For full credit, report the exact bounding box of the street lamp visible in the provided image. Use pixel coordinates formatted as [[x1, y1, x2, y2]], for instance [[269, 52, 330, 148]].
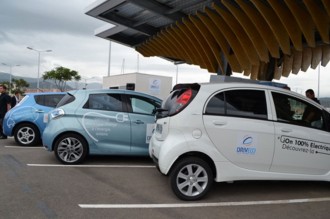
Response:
[[27, 47, 52, 91], [2, 63, 20, 91]]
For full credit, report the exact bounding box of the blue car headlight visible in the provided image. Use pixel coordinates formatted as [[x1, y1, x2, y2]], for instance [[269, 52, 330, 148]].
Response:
[[50, 108, 65, 120]]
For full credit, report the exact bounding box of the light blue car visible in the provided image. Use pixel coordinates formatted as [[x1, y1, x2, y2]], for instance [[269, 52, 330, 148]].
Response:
[[42, 89, 161, 164], [3, 92, 65, 146]]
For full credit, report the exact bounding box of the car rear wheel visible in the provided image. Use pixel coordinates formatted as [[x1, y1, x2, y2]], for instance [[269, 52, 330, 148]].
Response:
[[54, 133, 88, 164], [14, 123, 41, 146], [169, 157, 213, 201]]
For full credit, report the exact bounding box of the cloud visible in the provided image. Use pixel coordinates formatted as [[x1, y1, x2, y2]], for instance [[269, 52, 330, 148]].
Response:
[[0, 0, 329, 97], [0, 0, 102, 35]]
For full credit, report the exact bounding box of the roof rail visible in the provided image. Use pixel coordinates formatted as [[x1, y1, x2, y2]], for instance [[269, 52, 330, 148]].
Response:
[[210, 75, 290, 90]]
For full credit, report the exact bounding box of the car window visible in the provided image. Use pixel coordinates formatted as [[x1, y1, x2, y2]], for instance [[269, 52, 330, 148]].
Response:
[[205, 89, 267, 120], [34, 94, 65, 107], [57, 93, 75, 107], [83, 93, 123, 112], [127, 95, 160, 115], [271, 92, 324, 130]]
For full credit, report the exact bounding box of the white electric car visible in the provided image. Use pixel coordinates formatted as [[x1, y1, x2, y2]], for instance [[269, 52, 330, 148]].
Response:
[[149, 82, 330, 200]]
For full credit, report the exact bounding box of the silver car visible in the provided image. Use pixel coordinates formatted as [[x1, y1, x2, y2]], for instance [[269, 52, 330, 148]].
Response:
[[43, 89, 161, 164]]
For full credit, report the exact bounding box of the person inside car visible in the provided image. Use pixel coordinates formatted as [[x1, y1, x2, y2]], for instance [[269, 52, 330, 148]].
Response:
[[302, 89, 322, 127], [305, 89, 320, 104]]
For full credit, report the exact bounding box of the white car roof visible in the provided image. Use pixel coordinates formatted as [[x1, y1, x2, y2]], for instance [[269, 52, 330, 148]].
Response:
[[198, 82, 325, 110]]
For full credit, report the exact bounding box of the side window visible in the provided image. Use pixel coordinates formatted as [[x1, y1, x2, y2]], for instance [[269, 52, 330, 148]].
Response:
[[34, 95, 42, 105], [205, 92, 225, 115], [271, 92, 324, 130], [34, 94, 64, 107], [56, 93, 75, 107], [45, 94, 64, 107], [83, 93, 123, 112], [128, 95, 160, 115], [205, 90, 267, 119]]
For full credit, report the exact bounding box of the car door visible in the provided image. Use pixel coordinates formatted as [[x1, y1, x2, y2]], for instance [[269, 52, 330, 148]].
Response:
[[270, 91, 330, 175], [203, 89, 275, 171], [78, 93, 131, 154], [125, 95, 160, 155]]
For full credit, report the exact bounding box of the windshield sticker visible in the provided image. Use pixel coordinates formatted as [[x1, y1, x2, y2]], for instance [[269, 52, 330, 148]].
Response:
[[279, 135, 330, 156], [236, 134, 258, 155], [82, 112, 128, 142]]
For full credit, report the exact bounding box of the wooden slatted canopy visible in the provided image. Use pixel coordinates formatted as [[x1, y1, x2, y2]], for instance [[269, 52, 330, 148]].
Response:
[[86, 0, 330, 81]]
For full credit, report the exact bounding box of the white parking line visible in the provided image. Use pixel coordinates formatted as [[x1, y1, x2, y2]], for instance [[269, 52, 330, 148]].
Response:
[[78, 197, 330, 209], [27, 164, 155, 168], [4, 146, 43, 149]]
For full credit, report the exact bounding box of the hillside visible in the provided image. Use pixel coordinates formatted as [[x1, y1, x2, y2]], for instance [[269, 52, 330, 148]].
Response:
[[320, 98, 330, 108], [0, 72, 102, 90]]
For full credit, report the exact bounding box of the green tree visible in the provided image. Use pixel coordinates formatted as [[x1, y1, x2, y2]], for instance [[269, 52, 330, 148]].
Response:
[[42, 66, 81, 91], [12, 78, 29, 95]]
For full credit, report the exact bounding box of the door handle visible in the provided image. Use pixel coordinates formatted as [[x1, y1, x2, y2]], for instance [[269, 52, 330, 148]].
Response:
[[281, 128, 292, 133], [134, 120, 144, 124], [213, 121, 227, 126], [35, 110, 44, 113]]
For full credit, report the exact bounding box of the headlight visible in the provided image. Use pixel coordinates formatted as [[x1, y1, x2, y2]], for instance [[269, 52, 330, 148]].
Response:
[[50, 108, 65, 120]]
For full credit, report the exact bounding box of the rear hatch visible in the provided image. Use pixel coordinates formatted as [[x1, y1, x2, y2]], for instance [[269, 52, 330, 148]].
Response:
[[154, 83, 200, 140]]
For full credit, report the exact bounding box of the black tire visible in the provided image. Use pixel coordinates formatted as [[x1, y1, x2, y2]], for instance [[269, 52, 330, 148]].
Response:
[[54, 133, 88, 164], [14, 123, 41, 146], [169, 157, 213, 201]]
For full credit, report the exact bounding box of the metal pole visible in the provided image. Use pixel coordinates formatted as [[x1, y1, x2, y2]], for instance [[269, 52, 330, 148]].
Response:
[[2, 63, 19, 93], [37, 51, 41, 91], [121, 59, 125, 74], [176, 64, 178, 84], [317, 63, 320, 98], [27, 47, 52, 92], [108, 41, 111, 76], [137, 53, 139, 72], [9, 66, 12, 91]]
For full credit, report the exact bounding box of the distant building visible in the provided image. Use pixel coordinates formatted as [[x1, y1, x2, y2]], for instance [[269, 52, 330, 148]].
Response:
[[24, 88, 61, 93], [103, 72, 172, 100]]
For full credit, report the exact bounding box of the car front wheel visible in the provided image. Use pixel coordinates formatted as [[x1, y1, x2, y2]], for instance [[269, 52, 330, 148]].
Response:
[[169, 157, 213, 201], [14, 123, 41, 146], [54, 134, 88, 164]]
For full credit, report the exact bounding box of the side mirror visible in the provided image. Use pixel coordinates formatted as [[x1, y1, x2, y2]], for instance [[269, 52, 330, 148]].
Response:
[[154, 108, 168, 119]]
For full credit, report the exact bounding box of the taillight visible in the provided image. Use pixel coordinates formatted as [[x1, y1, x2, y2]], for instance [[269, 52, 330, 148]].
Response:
[[158, 84, 200, 118], [175, 89, 192, 112]]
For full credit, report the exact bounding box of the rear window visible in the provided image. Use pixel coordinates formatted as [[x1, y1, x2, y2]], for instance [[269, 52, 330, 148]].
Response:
[[35, 94, 65, 107], [157, 83, 200, 118], [56, 93, 75, 107]]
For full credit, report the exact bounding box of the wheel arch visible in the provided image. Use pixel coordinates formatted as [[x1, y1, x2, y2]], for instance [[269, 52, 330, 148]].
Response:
[[52, 131, 90, 155], [13, 121, 41, 136], [168, 151, 217, 179]]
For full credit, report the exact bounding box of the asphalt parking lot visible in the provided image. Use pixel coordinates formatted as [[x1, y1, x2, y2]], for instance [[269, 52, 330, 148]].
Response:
[[1, 137, 329, 219]]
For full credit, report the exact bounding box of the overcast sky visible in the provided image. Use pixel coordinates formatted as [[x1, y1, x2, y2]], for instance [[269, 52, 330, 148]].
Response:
[[0, 0, 329, 97]]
